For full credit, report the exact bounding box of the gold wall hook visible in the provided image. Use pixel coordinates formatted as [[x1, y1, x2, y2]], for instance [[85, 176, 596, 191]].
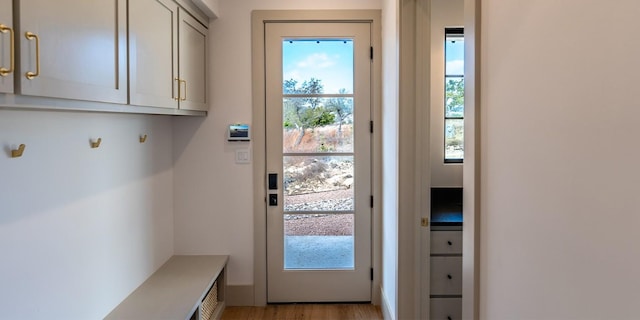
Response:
[[139, 134, 148, 143], [90, 138, 102, 148], [11, 144, 26, 158]]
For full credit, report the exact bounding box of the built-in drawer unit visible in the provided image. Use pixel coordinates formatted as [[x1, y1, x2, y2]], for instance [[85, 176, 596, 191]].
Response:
[[431, 231, 463, 255], [430, 187, 463, 317], [430, 298, 462, 320], [430, 256, 462, 296]]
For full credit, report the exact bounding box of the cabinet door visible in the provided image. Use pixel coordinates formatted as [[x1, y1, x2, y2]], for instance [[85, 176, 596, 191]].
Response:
[[178, 9, 208, 111], [129, 0, 178, 109], [16, 0, 127, 104], [0, 0, 13, 93]]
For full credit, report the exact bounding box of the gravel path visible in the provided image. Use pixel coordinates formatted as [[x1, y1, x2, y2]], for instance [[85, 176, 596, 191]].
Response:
[[284, 189, 355, 236]]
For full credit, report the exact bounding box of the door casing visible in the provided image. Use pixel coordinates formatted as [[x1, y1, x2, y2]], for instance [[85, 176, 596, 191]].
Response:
[[251, 10, 382, 306]]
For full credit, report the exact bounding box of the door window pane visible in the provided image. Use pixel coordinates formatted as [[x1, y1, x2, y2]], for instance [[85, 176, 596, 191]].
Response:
[[284, 213, 354, 269], [284, 156, 354, 212], [283, 97, 354, 153], [283, 40, 354, 94]]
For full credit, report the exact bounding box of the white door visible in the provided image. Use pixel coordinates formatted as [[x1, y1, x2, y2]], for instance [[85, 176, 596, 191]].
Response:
[[265, 22, 372, 303]]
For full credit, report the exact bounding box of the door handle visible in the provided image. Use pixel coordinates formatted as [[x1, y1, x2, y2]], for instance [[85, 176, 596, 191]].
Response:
[[269, 194, 278, 206]]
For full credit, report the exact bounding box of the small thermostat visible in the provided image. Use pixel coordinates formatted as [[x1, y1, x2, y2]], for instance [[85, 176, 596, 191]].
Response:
[[228, 124, 250, 141]]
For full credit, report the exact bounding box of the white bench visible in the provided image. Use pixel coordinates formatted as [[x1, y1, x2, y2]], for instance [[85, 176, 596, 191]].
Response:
[[105, 255, 228, 320]]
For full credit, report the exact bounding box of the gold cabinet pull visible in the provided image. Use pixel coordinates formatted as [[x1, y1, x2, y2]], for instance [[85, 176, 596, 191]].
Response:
[[25, 32, 40, 80], [180, 79, 187, 101], [173, 77, 180, 101], [0, 24, 14, 77]]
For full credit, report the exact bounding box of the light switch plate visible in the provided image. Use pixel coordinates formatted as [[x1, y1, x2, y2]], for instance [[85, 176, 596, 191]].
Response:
[[235, 149, 251, 164]]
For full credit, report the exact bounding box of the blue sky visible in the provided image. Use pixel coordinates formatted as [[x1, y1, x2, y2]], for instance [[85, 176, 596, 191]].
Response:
[[282, 39, 354, 94], [446, 38, 465, 75]]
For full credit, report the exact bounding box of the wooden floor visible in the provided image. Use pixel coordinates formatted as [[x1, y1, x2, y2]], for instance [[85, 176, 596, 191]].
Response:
[[220, 304, 383, 320]]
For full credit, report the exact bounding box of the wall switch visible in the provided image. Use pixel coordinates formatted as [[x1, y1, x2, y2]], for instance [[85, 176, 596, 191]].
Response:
[[235, 149, 251, 164]]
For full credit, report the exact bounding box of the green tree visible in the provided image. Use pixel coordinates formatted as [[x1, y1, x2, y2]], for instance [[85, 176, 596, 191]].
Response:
[[283, 78, 336, 146], [445, 78, 464, 118], [326, 88, 353, 137]]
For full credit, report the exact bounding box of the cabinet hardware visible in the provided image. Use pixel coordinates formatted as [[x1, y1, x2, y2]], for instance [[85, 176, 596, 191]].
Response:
[[90, 138, 102, 148], [173, 77, 180, 101], [25, 32, 40, 79], [174, 77, 180, 101], [447, 274, 452, 279], [139, 134, 148, 143], [11, 144, 25, 158], [447, 241, 452, 245], [0, 24, 14, 77], [180, 79, 187, 101]]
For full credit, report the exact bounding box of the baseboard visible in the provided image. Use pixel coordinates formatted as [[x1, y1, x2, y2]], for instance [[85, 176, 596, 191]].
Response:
[[226, 285, 255, 306], [380, 286, 394, 320]]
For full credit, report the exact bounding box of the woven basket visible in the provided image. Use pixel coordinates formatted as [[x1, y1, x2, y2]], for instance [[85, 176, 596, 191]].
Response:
[[200, 281, 218, 320]]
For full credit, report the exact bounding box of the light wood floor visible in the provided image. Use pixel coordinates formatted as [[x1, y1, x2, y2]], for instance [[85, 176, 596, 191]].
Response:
[[221, 304, 383, 320]]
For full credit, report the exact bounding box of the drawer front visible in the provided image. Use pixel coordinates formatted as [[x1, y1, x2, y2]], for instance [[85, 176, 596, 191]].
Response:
[[430, 257, 462, 295], [431, 231, 462, 254], [430, 298, 462, 320]]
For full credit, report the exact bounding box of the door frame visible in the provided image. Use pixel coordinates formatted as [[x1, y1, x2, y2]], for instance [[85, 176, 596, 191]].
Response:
[[251, 10, 382, 306]]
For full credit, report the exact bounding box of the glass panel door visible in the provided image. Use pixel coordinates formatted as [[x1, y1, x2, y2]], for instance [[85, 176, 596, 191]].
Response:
[[265, 22, 372, 303]]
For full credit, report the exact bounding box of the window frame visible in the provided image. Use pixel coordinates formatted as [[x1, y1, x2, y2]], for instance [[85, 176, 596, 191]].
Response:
[[444, 27, 464, 164]]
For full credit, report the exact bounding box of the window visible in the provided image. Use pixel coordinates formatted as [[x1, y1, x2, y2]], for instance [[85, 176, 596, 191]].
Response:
[[444, 28, 464, 163]]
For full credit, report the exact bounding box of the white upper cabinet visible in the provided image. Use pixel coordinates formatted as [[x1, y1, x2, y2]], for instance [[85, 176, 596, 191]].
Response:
[[178, 8, 208, 111], [129, 0, 178, 109], [129, 0, 208, 111], [0, 0, 14, 94], [15, 0, 127, 104]]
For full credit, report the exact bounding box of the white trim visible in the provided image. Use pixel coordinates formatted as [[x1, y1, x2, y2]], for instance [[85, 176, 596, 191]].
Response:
[[380, 286, 395, 320], [415, 0, 432, 318], [462, 0, 480, 318]]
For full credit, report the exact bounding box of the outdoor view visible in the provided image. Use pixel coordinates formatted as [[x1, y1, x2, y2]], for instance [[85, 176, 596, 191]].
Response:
[[445, 31, 464, 161], [281, 39, 357, 269]]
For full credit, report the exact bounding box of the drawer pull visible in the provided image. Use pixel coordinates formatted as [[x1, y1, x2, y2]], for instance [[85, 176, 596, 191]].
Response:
[[448, 317, 452, 320], [447, 274, 452, 279], [0, 24, 14, 77], [447, 241, 452, 245]]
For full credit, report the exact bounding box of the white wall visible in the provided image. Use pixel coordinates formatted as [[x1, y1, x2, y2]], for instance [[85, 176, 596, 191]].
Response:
[[481, 1, 640, 318], [0, 110, 174, 319], [173, 0, 382, 287], [430, 0, 463, 187], [381, 0, 399, 317]]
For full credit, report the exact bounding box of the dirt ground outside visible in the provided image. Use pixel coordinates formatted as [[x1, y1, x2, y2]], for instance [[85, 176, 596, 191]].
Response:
[[284, 190, 354, 236]]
